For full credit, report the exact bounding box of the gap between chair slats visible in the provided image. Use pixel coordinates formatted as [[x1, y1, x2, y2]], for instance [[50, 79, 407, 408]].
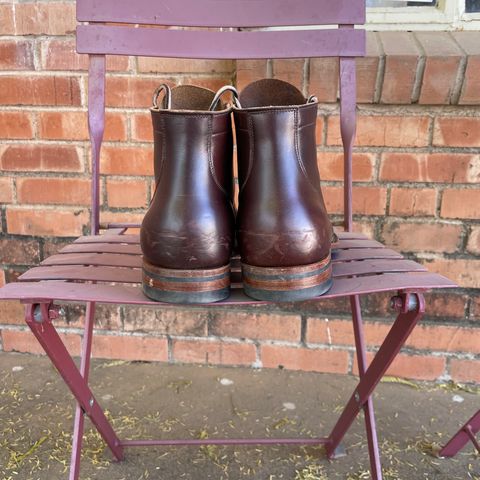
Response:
[[76, 25, 366, 59], [77, 0, 366, 27], [0, 272, 456, 307]]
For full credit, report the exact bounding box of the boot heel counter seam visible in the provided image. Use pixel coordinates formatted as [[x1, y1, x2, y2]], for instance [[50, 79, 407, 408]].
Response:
[[294, 109, 321, 195], [207, 115, 230, 198], [239, 114, 255, 193]]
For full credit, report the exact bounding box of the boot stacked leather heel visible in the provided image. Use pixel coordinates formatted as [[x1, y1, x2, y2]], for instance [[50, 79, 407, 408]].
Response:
[[234, 79, 334, 302], [140, 84, 236, 304]]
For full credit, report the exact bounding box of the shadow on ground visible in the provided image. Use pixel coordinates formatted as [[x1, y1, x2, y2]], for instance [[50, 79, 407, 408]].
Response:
[[0, 352, 479, 480]]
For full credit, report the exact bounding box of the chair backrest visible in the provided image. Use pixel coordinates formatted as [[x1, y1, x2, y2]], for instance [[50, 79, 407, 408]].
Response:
[[76, 0, 366, 233]]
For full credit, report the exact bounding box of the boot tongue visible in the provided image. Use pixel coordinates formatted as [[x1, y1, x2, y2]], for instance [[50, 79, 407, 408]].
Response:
[[170, 85, 218, 111], [239, 79, 306, 108]]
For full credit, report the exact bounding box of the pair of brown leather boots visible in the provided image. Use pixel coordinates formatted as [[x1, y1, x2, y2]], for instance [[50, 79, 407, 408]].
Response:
[[140, 79, 333, 304]]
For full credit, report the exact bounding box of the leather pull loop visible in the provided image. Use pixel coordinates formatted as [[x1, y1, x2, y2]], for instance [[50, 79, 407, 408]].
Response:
[[307, 95, 318, 104], [209, 85, 241, 111], [152, 84, 172, 110]]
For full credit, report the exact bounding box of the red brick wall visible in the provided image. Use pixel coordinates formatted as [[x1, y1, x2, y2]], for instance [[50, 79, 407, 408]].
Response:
[[0, 3, 479, 384]]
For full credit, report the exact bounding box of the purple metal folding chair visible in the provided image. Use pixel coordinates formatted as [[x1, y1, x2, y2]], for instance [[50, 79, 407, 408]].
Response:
[[0, 1, 458, 479], [440, 409, 480, 457]]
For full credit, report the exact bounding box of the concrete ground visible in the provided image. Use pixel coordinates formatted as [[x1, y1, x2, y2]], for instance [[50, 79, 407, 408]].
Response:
[[0, 352, 478, 480]]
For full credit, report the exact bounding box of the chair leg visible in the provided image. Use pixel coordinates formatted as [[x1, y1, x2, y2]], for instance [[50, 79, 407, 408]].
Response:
[[24, 303, 124, 465], [69, 301, 96, 480], [440, 410, 480, 457], [350, 295, 383, 480], [326, 292, 425, 460]]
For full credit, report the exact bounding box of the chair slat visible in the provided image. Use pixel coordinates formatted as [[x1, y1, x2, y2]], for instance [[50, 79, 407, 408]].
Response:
[[333, 249, 402, 261], [61, 243, 142, 255], [76, 25, 366, 59], [74, 235, 140, 244], [19, 265, 141, 283], [0, 272, 456, 306], [41, 253, 142, 268], [77, 0, 366, 27]]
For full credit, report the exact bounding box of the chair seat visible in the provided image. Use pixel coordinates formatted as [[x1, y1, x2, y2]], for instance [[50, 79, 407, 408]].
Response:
[[0, 230, 456, 306]]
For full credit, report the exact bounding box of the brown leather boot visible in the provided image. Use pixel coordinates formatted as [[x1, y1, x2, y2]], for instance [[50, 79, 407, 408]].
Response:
[[233, 79, 333, 301], [141, 84, 236, 303]]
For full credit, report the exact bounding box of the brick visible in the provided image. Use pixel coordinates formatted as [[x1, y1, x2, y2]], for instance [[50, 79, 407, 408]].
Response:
[[356, 32, 381, 104], [272, 59, 304, 91], [38, 111, 126, 141], [209, 311, 301, 342], [0, 145, 83, 172], [416, 32, 463, 105], [41, 38, 129, 71], [173, 340, 256, 366], [236, 60, 268, 91], [123, 307, 208, 335], [0, 300, 24, 325], [354, 352, 446, 381], [389, 188, 437, 217], [17, 177, 90, 206], [106, 179, 148, 208], [441, 189, 480, 219], [309, 58, 338, 103], [41, 112, 81, 141], [433, 117, 480, 148], [0, 40, 34, 70], [92, 334, 168, 361], [54, 304, 122, 331], [0, 76, 81, 107], [6, 207, 89, 237], [131, 113, 153, 142], [452, 32, 480, 105], [327, 115, 430, 147], [106, 77, 168, 108], [317, 152, 374, 182], [0, 238, 41, 264], [382, 222, 461, 253], [451, 359, 480, 384], [0, 112, 34, 139], [467, 227, 480, 255], [422, 258, 480, 289], [380, 152, 480, 184], [2, 329, 81, 356], [425, 292, 468, 319], [11, 2, 76, 36], [100, 146, 153, 176], [261, 345, 349, 374], [0, 178, 14, 204], [0, 5, 14, 35], [306, 318, 390, 347], [352, 220, 376, 238], [100, 211, 145, 226], [323, 186, 387, 215], [42, 239, 72, 258], [0, 270, 4, 288], [315, 117, 325, 145], [138, 57, 234, 74], [379, 32, 420, 104], [406, 325, 480, 354]]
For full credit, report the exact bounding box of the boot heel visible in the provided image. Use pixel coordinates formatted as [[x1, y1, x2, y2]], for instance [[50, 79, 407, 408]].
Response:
[[142, 259, 230, 304], [241, 254, 333, 302]]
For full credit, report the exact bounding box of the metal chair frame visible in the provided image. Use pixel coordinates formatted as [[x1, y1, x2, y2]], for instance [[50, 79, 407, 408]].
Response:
[[0, 1, 458, 479]]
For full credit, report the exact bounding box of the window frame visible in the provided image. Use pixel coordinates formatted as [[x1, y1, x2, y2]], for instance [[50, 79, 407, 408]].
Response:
[[366, 0, 480, 30]]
